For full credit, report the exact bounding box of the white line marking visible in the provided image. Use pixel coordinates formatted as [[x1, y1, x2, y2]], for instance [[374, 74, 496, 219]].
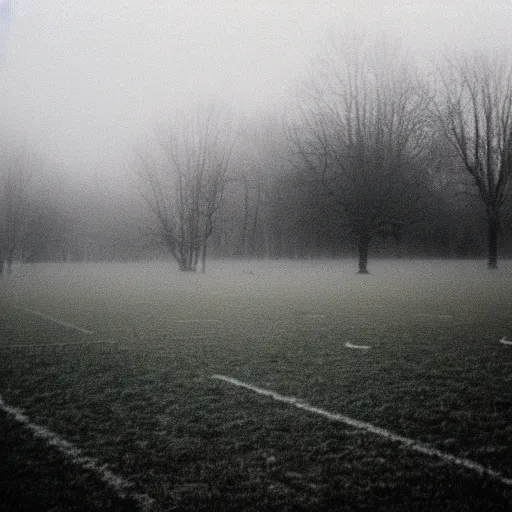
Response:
[[15, 307, 93, 335], [212, 374, 512, 487], [0, 340, 116, 349], [499, 337, 512, 346], [0, 396, 153, 511], [415, 314, 453, 320], [345, 342, 371, 350]]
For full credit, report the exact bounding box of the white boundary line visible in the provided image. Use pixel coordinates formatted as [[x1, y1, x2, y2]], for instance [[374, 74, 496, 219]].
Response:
[[345, 342, 371, 350], [212, 374, 512, 487], [499, 337, 512, 346], [0, 396, 153, 511], [0, 340, 116, 349], [15, 307, 93, 335]]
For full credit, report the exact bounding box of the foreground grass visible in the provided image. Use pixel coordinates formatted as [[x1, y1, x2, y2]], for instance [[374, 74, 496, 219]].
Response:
[[1, 259, 512, 510]]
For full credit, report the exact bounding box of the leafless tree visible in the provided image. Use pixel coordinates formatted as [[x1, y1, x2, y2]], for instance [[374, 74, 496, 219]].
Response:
[[214, 115, 300, 260], [137, 104, 236, 272], [435, 52, 512, 269], [289, 37, 432, 273], [0, 143, 32, 273]]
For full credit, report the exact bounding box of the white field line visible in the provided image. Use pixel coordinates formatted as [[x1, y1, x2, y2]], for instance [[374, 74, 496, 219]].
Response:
[[0, 340, 116, 349], [345, 342, 371, 350], [499, 337, 512, 346], [415, 314, 453, 320], [15, 307, 93, 335], [212, 375, 512, 487], [0, 396, 153, 511]]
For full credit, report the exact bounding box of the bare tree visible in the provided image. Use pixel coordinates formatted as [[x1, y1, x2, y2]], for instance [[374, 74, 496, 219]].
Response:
[[138, 104, 236, 272], [435, 52, 512, 269], [215, 116, 296, 260], [0, 143, 32, 273], [290, 37, 431, 273]]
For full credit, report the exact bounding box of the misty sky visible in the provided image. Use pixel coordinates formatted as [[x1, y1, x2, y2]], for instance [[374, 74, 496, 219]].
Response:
[[1, 0, 512, 187]]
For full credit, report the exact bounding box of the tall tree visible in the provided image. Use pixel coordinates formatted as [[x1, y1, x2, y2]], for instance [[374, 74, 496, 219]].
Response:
[[221, 117, 291, 259], [138, 104, 236, 272], [0, 143, 32, 273], [290, 37, 431, 273], [435, 52, 512, 269]]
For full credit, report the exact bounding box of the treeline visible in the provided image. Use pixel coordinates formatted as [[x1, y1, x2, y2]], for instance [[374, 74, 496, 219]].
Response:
[[2, 38, 512, 273]]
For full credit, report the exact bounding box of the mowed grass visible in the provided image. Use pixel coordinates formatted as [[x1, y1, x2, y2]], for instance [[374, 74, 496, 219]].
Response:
[[1, 259, 512, 511]]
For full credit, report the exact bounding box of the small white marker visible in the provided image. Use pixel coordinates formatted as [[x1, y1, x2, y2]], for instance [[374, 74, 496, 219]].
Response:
[[345, 342, 371, 350], [499, 337, 512, 346]]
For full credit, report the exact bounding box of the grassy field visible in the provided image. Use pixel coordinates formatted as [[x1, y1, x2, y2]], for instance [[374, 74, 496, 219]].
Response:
[[1, 259, 512, 511]]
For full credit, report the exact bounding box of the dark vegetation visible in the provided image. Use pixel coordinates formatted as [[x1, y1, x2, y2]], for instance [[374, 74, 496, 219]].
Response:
[[2, 41, 512, 273]]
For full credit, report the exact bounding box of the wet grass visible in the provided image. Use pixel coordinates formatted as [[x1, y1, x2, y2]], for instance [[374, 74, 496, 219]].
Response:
[[1, 259, 512, 510]]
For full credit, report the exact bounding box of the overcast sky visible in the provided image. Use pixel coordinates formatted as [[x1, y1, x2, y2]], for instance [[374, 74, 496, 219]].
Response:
[[1, 0, 512, 187]]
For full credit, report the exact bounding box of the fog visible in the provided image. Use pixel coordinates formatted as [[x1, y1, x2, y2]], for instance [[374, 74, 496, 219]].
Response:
[[1, 0, 511, 183], [1, 1, 512, 270]]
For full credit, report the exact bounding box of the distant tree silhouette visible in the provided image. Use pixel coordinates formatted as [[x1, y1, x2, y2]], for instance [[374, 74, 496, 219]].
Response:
[[0, 143, 32, 273], [435, 52, 512, 269], [290, 37, 431, 273], [138, 104, 236, 272]]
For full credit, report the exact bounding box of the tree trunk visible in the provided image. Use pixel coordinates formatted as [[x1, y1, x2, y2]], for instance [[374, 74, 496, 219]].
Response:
[[487, 211, 499, 269], [201, 241, 207, 273], [192, 245, 200, 271], [7, 244, 15, 272], [249, 186, 261, 257], [358, 234, 370, 274], [238, 176, 249, 257]]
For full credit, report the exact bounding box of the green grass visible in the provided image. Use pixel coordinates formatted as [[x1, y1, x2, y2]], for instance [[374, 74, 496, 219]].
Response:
[[1, 259, 512, 510]]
